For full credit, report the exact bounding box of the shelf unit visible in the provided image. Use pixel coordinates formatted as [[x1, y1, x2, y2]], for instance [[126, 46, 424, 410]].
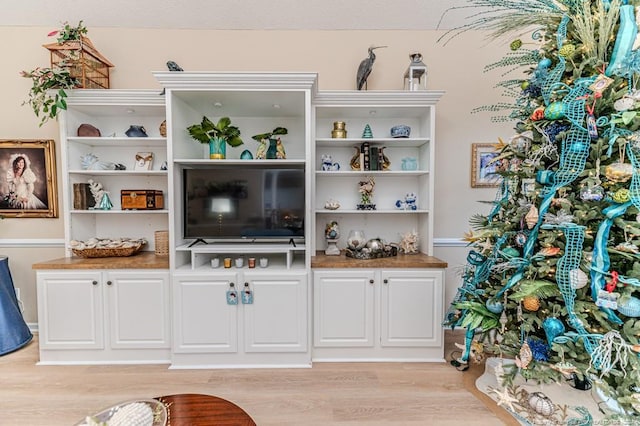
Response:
[[312, 91, 444, 255], [59, 90, 168, 255]]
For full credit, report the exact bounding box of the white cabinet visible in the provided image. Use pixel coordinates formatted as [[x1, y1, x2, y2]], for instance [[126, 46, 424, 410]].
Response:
[[36, 269, 171, 364], [313, 91, 444, 255], [313, 268, 444, 362], [59, 90, 168, 254], [172, 270, 309, 367]]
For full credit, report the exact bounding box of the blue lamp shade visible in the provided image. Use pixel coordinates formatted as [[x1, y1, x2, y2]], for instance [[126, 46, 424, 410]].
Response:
[[0, 256, 32, 355]]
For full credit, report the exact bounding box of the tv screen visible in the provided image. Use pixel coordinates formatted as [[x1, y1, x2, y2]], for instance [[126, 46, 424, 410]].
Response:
[[183, 165, 305, 242]]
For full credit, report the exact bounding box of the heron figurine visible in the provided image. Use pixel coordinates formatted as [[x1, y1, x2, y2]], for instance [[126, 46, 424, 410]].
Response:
[[356, 46, 387, 90]]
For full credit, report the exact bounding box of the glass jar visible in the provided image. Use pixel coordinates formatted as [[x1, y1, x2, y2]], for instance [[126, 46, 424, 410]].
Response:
[[347, 230, 366, 250]]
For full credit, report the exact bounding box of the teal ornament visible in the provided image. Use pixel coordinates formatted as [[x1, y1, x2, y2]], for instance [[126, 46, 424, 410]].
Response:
[[240, 149, 253, 160], [605, 4, 638, 76], [514, 232, 527, 247], [485, 299, 504, 314], [543, 102, 565, 120], [536, 170, 554, 185], [538, 58, 552, 69], [502, 247, 520, 258], [542, 317, 565, 346], [617, 296, 640, 317]]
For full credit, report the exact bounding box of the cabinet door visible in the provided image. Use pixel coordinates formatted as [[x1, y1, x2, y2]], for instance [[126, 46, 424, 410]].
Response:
[[380, 270, 443, 347], [106, 271, 170, 349], [313, 270, 375, 347], [243, 272, 308, 353], [172, 274, 238, 353], [36, 271, 104, 350]]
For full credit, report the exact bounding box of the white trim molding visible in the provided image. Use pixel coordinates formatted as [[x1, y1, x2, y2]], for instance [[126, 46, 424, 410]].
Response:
[[0, 239, 65, 248], [433, 238, 467, 247]]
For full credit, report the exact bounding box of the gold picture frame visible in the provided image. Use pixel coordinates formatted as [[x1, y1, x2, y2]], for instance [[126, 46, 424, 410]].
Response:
[[471, 143, 501, 188], [0, 140, 58, 218]]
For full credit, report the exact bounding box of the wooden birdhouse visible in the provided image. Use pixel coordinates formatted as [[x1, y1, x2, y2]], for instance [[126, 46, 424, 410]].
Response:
[[43, 37, 114, 89]]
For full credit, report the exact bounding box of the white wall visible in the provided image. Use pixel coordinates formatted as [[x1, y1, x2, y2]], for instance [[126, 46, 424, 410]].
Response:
[[1, 27, 516, 322]]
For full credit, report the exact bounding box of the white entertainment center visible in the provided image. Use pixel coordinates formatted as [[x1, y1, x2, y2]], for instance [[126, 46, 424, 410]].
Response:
[[33, 72, 447, 367]]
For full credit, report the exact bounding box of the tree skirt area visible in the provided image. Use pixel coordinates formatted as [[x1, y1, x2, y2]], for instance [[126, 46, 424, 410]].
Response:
[[475, 357, 632, 425]]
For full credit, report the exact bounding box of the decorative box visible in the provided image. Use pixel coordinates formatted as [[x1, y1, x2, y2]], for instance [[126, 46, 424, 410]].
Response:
[[121, 190, 164, 210]]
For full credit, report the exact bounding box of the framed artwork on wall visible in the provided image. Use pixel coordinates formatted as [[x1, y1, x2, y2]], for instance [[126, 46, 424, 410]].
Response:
[[0, 140, 58, 218], [471, 143, 501, 188]]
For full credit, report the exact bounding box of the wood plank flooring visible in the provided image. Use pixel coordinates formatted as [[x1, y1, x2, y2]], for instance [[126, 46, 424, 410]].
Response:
[[0, 334, 505, 425]]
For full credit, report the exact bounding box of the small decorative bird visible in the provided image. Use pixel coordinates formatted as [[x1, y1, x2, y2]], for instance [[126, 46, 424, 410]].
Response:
[[356, 46, 387, 90], [166, 60, 184, 72], [160, 61, 184, 95]]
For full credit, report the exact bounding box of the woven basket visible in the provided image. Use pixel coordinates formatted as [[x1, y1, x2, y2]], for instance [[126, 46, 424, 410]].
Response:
[[155, 230, 169, 256], [72, 244, 144, 258]]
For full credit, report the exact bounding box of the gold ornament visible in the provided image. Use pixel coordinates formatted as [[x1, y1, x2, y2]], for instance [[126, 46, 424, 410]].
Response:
[[522, 295, 541, 311], [159, 120, 167, 137], [605, 162, 634, 183]]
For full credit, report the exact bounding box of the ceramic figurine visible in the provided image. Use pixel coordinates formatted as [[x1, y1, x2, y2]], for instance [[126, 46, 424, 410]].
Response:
[[325, 221, 340, 256], [321, 154, 340, 171], [395, 192, 418, 210]]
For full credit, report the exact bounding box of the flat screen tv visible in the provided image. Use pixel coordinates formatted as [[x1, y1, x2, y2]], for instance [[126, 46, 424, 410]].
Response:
[[183, 165, 305, 243]]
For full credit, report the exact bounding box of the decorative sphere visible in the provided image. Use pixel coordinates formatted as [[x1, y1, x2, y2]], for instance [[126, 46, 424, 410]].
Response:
[[538, 58, 552, 69], [543, 317, 565, 345], [569, 268, 588, 289], [529, 392, 555, 416], [485, 299, 504, 314], [523, 295, 541, 312], [544, 102, 565, 120]]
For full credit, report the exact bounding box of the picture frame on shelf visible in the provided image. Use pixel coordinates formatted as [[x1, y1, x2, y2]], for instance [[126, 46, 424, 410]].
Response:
[[471, 143, 501, 188], [134, 152, 154, 171], [0, 139, 58, 218]]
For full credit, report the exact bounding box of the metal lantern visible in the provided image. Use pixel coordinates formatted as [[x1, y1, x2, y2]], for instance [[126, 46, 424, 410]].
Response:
[[403, 53, 427, 91]]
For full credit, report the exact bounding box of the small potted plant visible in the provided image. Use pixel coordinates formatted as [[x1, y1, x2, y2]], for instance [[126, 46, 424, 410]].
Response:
[[251, 127, 288, 159], [21, 21, 88, 127], [187, 116, 243, 159]]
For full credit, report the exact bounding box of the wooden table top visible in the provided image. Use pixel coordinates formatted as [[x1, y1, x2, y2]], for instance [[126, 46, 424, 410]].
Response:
[[311, 251, 448, 268], [32, 251, 169, 270], [155, 393, 256, 426]]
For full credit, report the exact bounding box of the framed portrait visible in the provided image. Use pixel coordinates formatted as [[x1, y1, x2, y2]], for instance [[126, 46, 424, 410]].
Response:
[[0, 140, 58, 218], [471, 143, 502, 188]]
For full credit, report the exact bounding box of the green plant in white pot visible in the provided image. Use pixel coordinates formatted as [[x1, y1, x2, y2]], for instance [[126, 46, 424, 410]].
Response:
[[187, 116, 243, 159]]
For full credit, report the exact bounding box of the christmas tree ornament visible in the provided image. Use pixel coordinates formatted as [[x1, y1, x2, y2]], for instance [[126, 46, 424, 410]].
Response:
[[525, 205, 539, 229], [605, 162, 633, 183], [614, 188, 632, 203], [580, 185, 604, 201], [485, 299, 504, 314], [569, 268, 588, 289], [542, 316, 565, 346], [544, 101, 565, 120], [617, 296, 640, 317], [509, 131, 533, 152], [528, 392, 555, 416], [614, 96, 634, 111], [538, 246, 560, 257], [515, 341, 533, 369], [514, 231, 528, 247], [502, 247, 520, 258], [522, 295, 540, 311]]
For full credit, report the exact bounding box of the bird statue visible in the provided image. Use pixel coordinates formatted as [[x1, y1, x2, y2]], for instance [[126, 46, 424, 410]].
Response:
[[356, 46, 387, 90], [160, 61, 184, 95], [166, 60, 184, 72]]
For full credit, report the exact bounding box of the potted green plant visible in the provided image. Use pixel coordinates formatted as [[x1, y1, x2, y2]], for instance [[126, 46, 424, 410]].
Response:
[[251, 127, 288, 159], [187, 116, 243, 159], [21, 21, 87, 127]]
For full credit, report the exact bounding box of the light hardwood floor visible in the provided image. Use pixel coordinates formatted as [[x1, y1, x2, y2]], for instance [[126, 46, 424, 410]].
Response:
[[0, 334, 505, 425]]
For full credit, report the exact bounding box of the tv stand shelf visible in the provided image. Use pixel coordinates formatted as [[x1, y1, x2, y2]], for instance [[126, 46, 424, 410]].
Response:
[[178, 242, 306, 270]]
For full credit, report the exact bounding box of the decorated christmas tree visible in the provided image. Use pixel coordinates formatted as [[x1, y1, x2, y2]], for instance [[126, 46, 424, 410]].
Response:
[[442, 0, 640, 419]]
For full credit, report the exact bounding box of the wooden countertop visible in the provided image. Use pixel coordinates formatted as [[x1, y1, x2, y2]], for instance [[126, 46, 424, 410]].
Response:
[[32, 251, 169, 270], [311, 251, 448, 268]]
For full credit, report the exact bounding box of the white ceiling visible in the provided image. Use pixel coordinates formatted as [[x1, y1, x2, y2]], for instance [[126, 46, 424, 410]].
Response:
[[0, 0, 472, 30]]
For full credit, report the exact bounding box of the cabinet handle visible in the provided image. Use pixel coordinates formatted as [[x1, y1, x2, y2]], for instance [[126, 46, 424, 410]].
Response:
[[383, 279, 388, 284], [230, 282, 235, 287], [369, 279, 374, 284], [92, 280, 98, 285], [107, 280, 113, 286]]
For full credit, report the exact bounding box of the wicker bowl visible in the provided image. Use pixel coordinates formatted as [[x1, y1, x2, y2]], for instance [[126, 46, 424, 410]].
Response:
[[72, 244, 145, 258]]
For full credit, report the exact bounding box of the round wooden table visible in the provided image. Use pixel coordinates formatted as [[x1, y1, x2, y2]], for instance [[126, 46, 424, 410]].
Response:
[[155, 393, 256, 426]]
